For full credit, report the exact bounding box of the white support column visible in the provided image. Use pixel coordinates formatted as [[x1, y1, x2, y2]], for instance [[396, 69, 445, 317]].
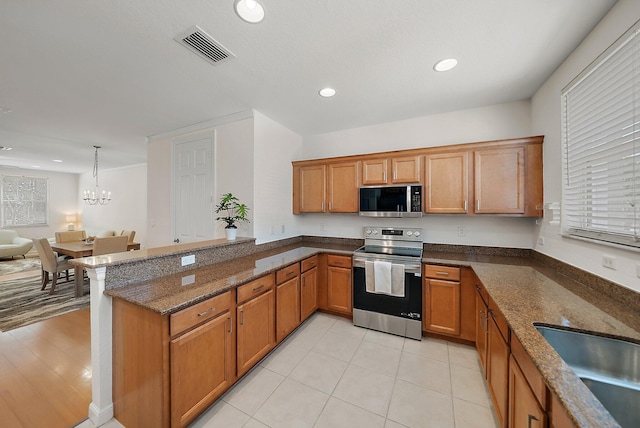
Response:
[[87, 267, 114, 426]]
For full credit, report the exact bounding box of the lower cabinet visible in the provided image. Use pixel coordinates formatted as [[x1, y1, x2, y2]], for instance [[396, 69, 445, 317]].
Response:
[[300, 256, 318, 321], [326, 255, 352, 315], [275, 264, 301, 343], [487, 307, 510, 428], [509, 354, 546, 428], [423, 265, 461, 335], [236, 275, 276, 377], [476, 284, 489, 375], [170, 310, 234, 428]]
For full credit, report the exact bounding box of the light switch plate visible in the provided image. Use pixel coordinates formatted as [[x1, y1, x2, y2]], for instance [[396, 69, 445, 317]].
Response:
[[181, 254, 195, 266]]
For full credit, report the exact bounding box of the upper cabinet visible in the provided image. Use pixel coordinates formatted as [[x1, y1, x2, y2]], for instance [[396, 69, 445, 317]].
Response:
[[293, 160, 360, 214], [361, 155, 422, 185], [293, 136, 544, 217]]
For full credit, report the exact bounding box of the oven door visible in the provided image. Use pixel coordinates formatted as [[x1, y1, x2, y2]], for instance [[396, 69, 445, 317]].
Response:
[[352, 264, 422, 320]]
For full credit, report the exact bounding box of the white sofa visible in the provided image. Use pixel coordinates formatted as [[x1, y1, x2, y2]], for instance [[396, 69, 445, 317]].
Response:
[[0, 230, 34, 259], [84, 229, 117, 238]]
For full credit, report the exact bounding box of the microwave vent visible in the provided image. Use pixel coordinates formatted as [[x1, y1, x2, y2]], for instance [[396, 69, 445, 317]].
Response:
[[174, 25, 235, 66]]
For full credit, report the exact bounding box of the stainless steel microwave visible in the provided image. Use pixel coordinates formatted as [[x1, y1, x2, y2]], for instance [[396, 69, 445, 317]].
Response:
[[359, 185, 423, 218]]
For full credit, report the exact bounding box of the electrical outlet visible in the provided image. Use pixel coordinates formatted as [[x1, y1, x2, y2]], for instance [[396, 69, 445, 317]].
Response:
[[181, 254, 195, 266], [537, 236, 545, 245], [457, 227, 465, 237], [602, 255, 616, 270]]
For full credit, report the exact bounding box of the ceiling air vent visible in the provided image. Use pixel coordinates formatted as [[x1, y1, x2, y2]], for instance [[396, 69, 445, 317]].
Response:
[[174, 25, 235, 66]]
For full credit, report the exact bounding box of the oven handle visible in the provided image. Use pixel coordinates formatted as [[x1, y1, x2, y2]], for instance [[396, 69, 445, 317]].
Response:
[[353, 259, 422, 274]]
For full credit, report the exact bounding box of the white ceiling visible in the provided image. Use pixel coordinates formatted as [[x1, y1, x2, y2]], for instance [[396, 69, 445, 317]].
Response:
[[0, 0, 617, 173]]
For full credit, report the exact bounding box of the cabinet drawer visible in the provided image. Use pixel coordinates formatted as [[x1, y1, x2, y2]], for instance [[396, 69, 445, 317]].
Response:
[[237, 274, 275, 304], [276, 263, 301, 284], [511, 333, 547, 408], [424, 264, 460, 281], [170, 291, 231, 337], [327, 254, 351, 268], [301, 255, 318, 272]]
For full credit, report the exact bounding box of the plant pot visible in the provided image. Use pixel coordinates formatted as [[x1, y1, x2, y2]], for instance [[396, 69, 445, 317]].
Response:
[[225, 228, 237, 241]]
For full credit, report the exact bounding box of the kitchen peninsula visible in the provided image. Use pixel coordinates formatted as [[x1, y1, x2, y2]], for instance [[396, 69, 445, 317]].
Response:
[[73, 237, 640, 428]]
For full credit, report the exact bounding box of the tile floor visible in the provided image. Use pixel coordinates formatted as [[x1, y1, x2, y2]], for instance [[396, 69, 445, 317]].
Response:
[[188, 312, 499, 428]]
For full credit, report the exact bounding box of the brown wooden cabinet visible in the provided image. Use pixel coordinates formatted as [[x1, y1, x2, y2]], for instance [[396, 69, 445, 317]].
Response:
[[487, 306, 510, 428], [293, 164, 326, 213], [293, 161, 359, 214], [423, 265, 461, 335], [424, 152, 469, 213], [326, 254, 352, 315], [236, 275, 276, 377], [275, 264, 301, 343], [476, 284, 489, 376], [327, 161, 360, 212], [474, 146, 525, 214], [301, 256, 318, 321], [509, 334, 548, 428], [361, 155, 422, 185]]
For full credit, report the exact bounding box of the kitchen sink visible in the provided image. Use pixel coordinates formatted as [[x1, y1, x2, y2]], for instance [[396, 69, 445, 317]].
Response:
[[534, 324, 640, 428]]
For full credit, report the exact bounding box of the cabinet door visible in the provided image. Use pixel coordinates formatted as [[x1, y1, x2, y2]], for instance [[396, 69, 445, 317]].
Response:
[[327, 161, 359, 212], [298, 164, 326, 213], [327, 266, 352, 315], [476, 289, 488, 376], [300, 267, 318, 321], [392, 155, 422, 184], [509, 355, 546, 428], [276, 277, 300, 343], [425, 152, 469, 213], [487, 313, 510, 428], [170, 313, 234, 428], [423, 278, 461, 335], [474, 147, 525, 214], [237, 289, 275, 376], [361, 158, 389, 185]]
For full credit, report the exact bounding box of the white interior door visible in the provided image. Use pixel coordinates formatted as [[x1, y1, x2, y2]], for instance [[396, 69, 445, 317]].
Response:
[[173, 132, 214, 243]]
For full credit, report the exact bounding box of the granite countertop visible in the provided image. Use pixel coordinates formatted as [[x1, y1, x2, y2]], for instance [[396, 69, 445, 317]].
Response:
[[106, 243, 638, 427]]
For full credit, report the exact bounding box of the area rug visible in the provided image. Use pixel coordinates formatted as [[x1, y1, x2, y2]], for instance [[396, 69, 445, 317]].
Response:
[[0, 257, 41, 276], [0, 276, 89, 332]]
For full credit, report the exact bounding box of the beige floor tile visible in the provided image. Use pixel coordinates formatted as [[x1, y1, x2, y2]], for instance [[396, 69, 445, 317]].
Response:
[[329, 317, 368, 339], [387, 379, 454, 428], [253, 378, 329, 428], [384, 420, 409, 428], [312, 330, 362, 361], [363, 328, 406, 350], [450, 365, 493, 407], [190, 401, 250, 428], [288, 350, 347, 394], [315, 397, 385, 428], [286, 325, 328, 350], [402, 337, 449, 363], [333, 363, 395, 416], [448, 342, 482, 371], [222, 366, 284, 415], [259, 341, 308, 376], [453, 397, 499, 428], [300, 312, 338, 332], [351, 340, 402, 377], [396, 351, 452, 394], [242, 418, 269, 428]]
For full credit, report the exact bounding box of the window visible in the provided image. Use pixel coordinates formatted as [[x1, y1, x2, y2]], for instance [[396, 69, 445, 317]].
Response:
[[561, 20, 640, 249], [1, 175, 49, 227]]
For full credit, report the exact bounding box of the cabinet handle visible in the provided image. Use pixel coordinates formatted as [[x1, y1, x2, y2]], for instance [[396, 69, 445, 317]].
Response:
[[384, 172, 387, 182], [322, 202, 325, 211], [425, 280, 429, 294], [435, 271, 449, 276], [197, 307, 215, 317], [393, 170, 397, 180], [286, 270, 295, 277], [476, 200, 480, 211], [240, 310, 244, 325], [527, 414, 539, 428], [253, 284, 265, 293], [464, 200, 467, 211], [228, 317, 233, 333], [329, 202, 333, 211]]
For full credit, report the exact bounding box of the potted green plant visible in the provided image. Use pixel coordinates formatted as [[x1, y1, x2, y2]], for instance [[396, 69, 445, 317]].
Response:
[[214, 193, 250, 240]]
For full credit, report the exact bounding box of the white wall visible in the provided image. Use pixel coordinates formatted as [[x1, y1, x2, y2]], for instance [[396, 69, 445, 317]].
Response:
[[0, 166, 79, 240], [531, 0, 640, 293], [253, 111, 304, 244], [79, 164, 147, 246], [298, 100, 537, 247]]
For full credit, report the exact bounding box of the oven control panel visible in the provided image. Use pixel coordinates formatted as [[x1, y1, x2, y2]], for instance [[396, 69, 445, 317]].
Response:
[[364, 226, 422, 241]]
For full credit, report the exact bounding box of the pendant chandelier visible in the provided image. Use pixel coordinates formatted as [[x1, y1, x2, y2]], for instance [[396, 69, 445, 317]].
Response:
[[83, 146, 111, 205]]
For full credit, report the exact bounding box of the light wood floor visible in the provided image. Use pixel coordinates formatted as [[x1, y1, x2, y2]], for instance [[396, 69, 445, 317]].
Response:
[[0, 269, 91, 428]]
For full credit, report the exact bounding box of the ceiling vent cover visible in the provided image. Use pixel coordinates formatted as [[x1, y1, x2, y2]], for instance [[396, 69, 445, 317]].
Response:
[[174, 25, 235, 66]]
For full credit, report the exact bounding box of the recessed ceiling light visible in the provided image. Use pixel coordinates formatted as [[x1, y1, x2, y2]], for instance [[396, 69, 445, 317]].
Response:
[[318, 87, 336, 98], [31, 165, 40, 168], [433, 58, 458, 72], [53, 159, 63, 163], [234, 0, 265, 24], [0, 146, 12, 151], [0, 107, 12, 114]]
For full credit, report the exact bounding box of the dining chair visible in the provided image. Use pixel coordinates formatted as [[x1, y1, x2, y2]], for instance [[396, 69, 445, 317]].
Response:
[[93, 235, 129, 256], [55, 230, 87, 243], [33, 238, 74, 295], [120, 230, 136, 243]]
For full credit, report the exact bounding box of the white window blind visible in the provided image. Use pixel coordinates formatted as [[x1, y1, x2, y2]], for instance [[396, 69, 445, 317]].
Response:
[[561, 20, 640, 249]]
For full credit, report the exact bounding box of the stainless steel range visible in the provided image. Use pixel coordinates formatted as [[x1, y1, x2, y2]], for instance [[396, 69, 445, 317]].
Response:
[[352, 226, 423, 340]]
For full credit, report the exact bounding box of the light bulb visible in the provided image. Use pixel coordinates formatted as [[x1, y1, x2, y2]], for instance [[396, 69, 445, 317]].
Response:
[[245, 0, 257, 9]]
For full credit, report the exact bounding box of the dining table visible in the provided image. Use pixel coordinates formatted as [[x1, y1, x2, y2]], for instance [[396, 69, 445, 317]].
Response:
[[50, 240, 141, 298]]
